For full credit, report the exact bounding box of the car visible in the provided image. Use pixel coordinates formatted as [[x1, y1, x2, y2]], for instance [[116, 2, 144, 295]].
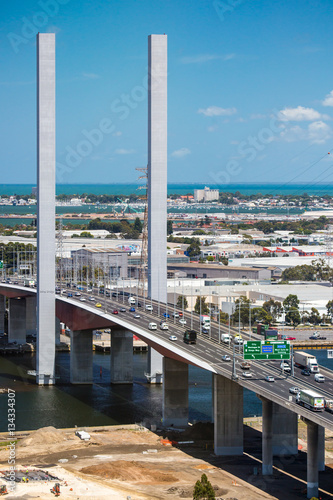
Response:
[[178, 312, 183, 317], [119, 307, 126, 312], [87, 288, 92, 293], [169, 335, 177, 341], [133, 313, 140, 319], [179, 319, 187, 325], [79, 297, 86, 302], [301, 369, 311, 376], [160, 323, 169, 330], [285, 336, 296, 340], [314, 373, 325, 383], [67, 293, 73, 297], [240, 362, 251, 370], [163, 313, 170, 318], [202, 327, 210, 334], [145, 304, 153, 311], [55, 289, 61, 294], [74, 292, 81, 297], [242, 371, 253, 378], [95, 303, 102, 308], [289, 386, 301, 394], [88, 296, 95, 301], [221, 355, 231, 362], [280, 362, 291, 372], [265, 375, 275, 382], [129, 307, 135, 312], [112, 310, 119, 315], [172, 312, 179, 318], [137, 302, 142, 307]]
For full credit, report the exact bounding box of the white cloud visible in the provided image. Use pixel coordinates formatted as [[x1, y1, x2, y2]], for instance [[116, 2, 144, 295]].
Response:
[[171, 148, 191, 158], [278, 106, 328, 122], [180, 53, 235, 64], [198, 106, 237, 117], [250, 113, 266, 120], [279, 121, 332, 144], [322, 90, 333, 107], [115, 148, 135, 155]]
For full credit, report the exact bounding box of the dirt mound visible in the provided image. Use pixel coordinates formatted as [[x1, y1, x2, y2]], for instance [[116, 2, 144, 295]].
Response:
[[81, 460, 178, 484], [18, 426, 67, 448]]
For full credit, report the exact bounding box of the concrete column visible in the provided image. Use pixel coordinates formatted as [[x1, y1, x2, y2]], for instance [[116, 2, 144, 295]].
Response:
[[272, 403, 298, 456], [8, 298, 26, 344], [163, 357, 188, 427], [55, 317, 61, 345], [36, 32, 56, 385], [318, 425, 325, 471], [0, 295, 5, 334], [70, 329, 93, 384], [213, 374, 243, 455], [306, 420, 319, 499], [26, 296, 37, 336], [262, 398, 273, 475], [110, 329, 133, 384], [147, 347, 163, 384]]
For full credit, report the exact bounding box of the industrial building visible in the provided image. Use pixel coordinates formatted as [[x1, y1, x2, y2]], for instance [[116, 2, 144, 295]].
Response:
[[194, 186, 219, 202]]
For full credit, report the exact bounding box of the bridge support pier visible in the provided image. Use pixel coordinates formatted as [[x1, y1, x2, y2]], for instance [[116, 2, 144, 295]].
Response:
[[26, 296, 37, 336], [213, 375, 243, 456], [261, 397, 273, 475], [163, 357, 188, 427], [272, 403, 298, 456], [305, 419, 319, 499], [0, 295, 5, 334], [110, 328, 133, 384], [147, 347, 163, 384], [318, 425, 325, 471], [55, 317, 61, 345], [8, 298, 26, 344], [70, 329, 93, 384]]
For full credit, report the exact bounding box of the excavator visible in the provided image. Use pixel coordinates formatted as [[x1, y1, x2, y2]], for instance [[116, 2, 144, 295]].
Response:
[[0, 485, 8, 496], [51, 483, 60, 496]]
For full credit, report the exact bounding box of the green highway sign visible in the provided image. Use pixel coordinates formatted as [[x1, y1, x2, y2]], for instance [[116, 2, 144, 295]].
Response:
[[243, 340, 290, 360], [0, 261, 3, 269]]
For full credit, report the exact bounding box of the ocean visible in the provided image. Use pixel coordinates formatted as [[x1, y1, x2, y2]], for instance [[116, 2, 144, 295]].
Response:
[[1, 183, 333, 196]]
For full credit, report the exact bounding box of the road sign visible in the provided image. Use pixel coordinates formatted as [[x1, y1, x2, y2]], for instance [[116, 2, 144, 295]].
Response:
[[328, 350, 333, 359], [244, 340, 290, 360], [0, 261, 3, 269]]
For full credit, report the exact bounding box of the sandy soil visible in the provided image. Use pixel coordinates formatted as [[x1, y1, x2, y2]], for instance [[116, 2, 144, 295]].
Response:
[[0, 422, 332, 499]]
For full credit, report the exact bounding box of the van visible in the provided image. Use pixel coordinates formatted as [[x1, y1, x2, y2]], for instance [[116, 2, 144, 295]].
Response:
[[221, 333, 231, 344], [148, 322, 157, 330], [128, 297, 136, 305], [145, 304, 153, 311], [280, 361, 291, 372]]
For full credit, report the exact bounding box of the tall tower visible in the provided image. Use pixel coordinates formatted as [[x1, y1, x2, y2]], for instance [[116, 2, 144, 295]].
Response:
[[36, 33, 56, 385], [148, 34, 167, 303]]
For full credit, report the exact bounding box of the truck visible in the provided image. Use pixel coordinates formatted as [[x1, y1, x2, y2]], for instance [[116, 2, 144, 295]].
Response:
[[200, 315, 210, 327], [24, 279, 35, 287], [253, 323, 269, 335], [183, 329, 197, 345], [233, 335, 243, 345], [296, 389, 325, 411], [264, 329, 278, 340], [325, 399, 333, 413], [221, 333, 231, 344], [294, 351, 319, 373]]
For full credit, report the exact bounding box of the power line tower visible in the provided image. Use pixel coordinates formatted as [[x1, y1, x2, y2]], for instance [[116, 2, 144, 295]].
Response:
[[136, 166, 148, 297]]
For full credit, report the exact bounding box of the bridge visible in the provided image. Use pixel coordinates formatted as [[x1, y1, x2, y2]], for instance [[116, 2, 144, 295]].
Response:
[[1, 282, 333, 498]]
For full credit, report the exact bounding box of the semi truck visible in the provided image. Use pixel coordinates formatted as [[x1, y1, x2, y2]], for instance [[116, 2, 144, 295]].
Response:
[[264, 329, 278, 340], [296, 389, 325, 411], [294, 351, 319, 373], [24, 279, 35, 287], [325, 399, 333, 413], [200, 315, 210, 327], [183, 330, 197, 345]]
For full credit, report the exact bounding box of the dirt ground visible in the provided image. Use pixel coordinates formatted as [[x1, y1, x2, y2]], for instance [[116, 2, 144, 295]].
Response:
[[0, 422, 333, 500]]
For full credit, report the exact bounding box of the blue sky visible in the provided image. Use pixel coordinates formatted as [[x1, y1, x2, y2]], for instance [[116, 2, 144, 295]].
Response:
[[1, 0, 333, 189]]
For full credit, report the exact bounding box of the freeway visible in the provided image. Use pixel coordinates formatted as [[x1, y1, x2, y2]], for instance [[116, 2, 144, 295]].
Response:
[[1, 281, 333, 431]]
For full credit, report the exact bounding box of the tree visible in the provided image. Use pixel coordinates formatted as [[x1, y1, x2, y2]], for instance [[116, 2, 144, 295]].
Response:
[[133, 217, 143, 233], [193, 473, 216, 500], [285, 307, 301, 326], [194, 296, 209, 315], [262, 298, 283, 322], [186, 238, 201, 259], [167, 219, 173, 235], [177, 294, 188, 310], [219, 311, 229, 324], [252, 307, 273, 325], [231, 296, 250, 327], [326, 299, 333, 319], [283, 294, 299, 311], [308, 307, 321, 325]]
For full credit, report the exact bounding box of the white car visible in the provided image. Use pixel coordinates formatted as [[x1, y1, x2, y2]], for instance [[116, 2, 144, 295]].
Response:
[[172, 312, 180, 318], [314, 373, 325, 383], [89, 296, 95, 301], [265, 375, 275, 383], [79, 297, 86, 302], [179, 319, 187, 325], [169, 335, 177, 341], [145, 304, 153, 311], [221, 355, 231, 362], [160, 323, 169, 330], [243, 371, 253, 378]]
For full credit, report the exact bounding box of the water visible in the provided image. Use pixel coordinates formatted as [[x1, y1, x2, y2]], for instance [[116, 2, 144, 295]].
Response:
[[1, 349, 332, 432], [1, 182, 333, 197]]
